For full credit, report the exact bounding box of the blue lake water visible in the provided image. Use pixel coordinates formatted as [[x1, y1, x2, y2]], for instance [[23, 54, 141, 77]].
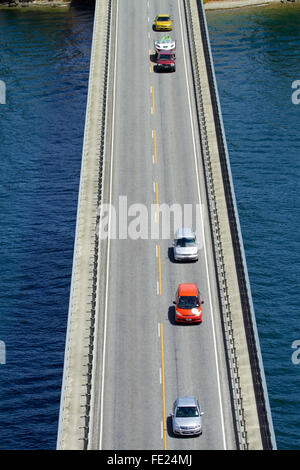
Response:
[[0, 1, 299, 450]]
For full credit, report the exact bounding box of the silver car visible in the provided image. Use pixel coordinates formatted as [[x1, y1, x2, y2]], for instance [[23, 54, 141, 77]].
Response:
[[173, 228, 198, 261], [171, 396, 204, 436]]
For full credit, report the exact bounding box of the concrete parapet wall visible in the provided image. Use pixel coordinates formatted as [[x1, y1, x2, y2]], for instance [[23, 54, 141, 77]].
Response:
[[185, 0, 276, 449], [56, 0, 110, 450]]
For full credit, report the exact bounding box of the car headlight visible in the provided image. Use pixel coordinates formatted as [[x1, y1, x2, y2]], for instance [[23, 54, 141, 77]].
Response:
[[191, 308, 201, 316], [176, 311, 184, 317]]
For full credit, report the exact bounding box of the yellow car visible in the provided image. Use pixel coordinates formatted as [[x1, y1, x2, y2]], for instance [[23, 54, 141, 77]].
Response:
[[154, 14, 173, 32]]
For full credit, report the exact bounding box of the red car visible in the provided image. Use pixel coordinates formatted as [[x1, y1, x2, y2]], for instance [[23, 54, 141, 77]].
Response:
[[175, 283, 203, 323], [156, 50, 176, 72]]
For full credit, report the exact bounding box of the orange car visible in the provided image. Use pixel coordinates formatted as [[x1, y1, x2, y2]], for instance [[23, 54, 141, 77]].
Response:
[[175, 283, 203, 323]]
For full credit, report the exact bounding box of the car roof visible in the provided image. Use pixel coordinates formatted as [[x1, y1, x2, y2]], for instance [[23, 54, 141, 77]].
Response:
[[175, 227, 195, 239], [176, 396, 198, 407], [157, 14, 171, 18], [178, 283, 199, 296]]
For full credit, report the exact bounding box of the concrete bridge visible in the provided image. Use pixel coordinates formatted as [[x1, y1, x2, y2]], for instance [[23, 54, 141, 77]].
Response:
[[56, 0, 276, 450]]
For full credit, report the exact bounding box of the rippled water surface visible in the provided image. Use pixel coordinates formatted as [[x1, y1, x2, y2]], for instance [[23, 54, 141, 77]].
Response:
[[0, 5, 94, 449], [207, 4, 300, 450]]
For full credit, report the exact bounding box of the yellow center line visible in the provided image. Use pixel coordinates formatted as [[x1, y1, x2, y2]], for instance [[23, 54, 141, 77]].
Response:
[[152, 86, 155, 114], [153, 130, 157, 164], [158, 245, 162, 295], [160, 322, 167, 450], [155, 182, 159, 222]]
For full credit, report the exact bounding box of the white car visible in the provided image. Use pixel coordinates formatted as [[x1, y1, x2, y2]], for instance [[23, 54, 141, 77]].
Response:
[[172, 396, 204, 436], [154, 35, 176, 53], [173, 228, 198, 262]]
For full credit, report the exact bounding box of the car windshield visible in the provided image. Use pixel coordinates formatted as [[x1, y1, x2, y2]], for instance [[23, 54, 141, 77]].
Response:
[[176, 237, 196, 247], [158, 16, 170, 21], [176, 406, 199, 418], [178, 296, 200, 309], [161, 36, 172, 42]]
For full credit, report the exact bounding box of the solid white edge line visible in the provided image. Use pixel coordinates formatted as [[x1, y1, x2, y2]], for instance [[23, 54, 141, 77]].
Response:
[[99, 0, 119, 450], [177, 0, 227, 450]]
